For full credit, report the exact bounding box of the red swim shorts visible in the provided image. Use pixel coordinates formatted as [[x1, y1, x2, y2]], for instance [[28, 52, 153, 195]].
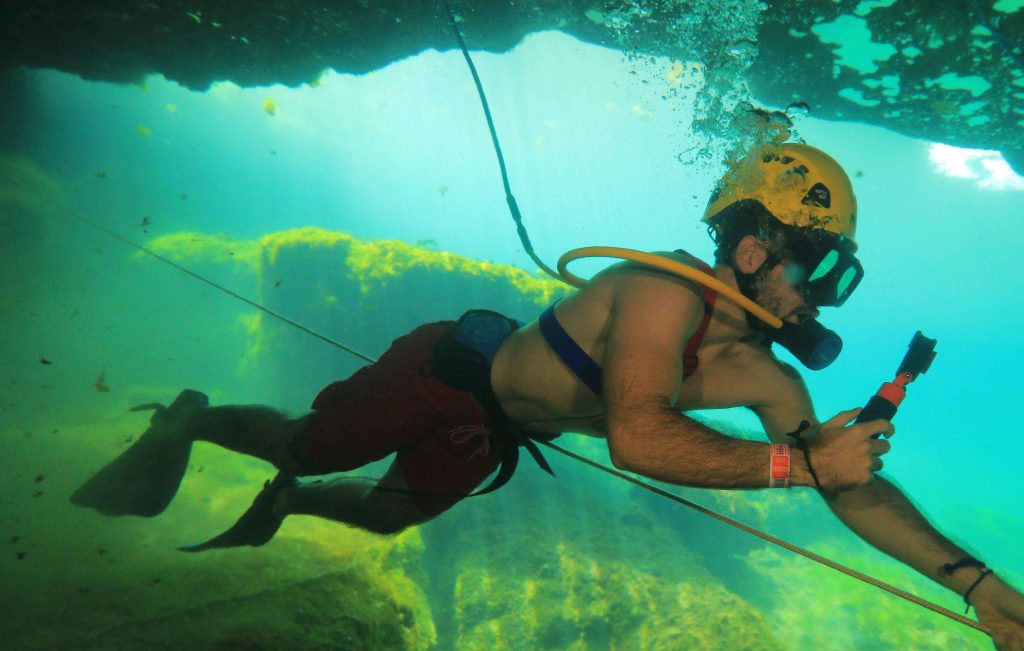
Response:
[[300, 322, 502, 517]]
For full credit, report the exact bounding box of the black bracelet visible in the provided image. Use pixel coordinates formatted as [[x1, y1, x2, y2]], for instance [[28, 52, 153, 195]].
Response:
[[962, 569, 995, 614], [786, 420, 830, 495]]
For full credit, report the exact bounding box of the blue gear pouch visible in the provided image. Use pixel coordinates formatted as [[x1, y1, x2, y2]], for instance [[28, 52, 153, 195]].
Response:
[[453, 310, 518, 365], [430, 310, 519, 391]]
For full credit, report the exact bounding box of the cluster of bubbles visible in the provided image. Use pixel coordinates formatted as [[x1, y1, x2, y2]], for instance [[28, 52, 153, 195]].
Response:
[[599, 0, 812, 172]]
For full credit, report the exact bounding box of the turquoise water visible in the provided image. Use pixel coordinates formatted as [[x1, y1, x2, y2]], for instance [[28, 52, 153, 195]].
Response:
[[2, 23, 1022, 651]]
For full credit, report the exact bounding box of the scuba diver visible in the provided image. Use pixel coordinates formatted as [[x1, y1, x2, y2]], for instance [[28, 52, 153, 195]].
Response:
[[72, 143, 1024, 649]]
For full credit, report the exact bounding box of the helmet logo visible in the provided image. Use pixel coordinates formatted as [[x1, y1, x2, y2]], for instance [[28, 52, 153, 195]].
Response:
[[803, 182, 832, 208]]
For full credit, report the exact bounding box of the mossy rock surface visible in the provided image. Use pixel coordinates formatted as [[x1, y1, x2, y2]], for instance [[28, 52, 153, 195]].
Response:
[[142, 226, 570, 408], [421, 460, 787, 651], [80, 567, 417, 651], [453, 543, 783, 651]]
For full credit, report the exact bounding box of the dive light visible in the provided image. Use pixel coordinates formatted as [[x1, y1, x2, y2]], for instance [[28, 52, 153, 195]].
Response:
[[856, 331, 937, 434]]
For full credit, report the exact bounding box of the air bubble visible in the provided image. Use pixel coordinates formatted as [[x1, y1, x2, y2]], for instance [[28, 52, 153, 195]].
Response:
[[786, 101, 811, 119]]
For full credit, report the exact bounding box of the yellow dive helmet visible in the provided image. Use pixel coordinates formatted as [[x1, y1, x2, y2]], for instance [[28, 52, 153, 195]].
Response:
[[702, 142, 858, 248]]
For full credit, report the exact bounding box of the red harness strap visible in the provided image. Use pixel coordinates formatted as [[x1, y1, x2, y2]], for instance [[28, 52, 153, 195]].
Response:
[[682, 256, 717, 379]]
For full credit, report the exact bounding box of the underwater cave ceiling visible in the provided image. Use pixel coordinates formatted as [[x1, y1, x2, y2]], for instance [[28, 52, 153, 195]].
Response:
[[3, 1, 1023, 173]]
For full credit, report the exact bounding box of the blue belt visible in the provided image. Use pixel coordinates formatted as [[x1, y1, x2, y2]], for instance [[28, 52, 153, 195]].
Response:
[[539, 303, 603, 396]]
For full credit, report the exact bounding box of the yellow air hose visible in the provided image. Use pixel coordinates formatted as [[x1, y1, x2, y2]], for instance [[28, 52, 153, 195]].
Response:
[[556, 246, 783, 330]]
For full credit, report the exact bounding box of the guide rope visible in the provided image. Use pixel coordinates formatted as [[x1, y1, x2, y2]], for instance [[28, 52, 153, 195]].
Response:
[[539, 439, 987, 633], [57, 207, 376, 364]]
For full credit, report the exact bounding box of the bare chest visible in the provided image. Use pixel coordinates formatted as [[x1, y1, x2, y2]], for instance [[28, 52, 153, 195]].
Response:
[[495, 330, 770, 434], [673, 340, 770, 410]]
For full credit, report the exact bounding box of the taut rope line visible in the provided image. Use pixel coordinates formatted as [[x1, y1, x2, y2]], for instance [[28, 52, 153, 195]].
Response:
[[60, 207, 376, 364], [539, 439, 987, 632]]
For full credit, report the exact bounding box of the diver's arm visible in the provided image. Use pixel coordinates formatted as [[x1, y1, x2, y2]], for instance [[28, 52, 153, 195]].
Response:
[[601, 271, 815, 488], [826, 476, 987, 594], [823, 474, 1024, 646], [758, 397, 1011, 603]]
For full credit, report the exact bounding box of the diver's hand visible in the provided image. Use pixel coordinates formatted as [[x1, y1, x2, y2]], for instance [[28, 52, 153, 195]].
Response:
[[805, 408, 894, 493], [972, 575, 1024, 650]]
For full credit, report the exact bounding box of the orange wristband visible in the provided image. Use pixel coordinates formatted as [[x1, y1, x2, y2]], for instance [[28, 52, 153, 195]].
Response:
[[769, 443, 791, 488]]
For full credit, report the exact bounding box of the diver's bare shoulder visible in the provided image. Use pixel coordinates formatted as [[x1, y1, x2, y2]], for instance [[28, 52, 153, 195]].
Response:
[[492, 254, 709, 435]]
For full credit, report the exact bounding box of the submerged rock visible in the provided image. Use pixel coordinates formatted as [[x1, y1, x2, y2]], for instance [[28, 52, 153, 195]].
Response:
[[80, 566, 427, 651]]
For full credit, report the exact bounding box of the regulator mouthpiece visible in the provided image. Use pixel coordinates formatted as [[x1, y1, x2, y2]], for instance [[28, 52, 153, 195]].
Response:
[[775, 318, 843, 370]]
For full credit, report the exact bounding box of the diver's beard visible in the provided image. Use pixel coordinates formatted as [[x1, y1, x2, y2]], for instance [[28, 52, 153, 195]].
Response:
[[736, 263, 779, 337], [736, 261, 843, 369]]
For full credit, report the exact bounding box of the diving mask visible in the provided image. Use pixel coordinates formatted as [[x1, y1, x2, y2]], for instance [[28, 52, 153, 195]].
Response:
[[785, 232, 864, 308], [768, 233, 862, 369]]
